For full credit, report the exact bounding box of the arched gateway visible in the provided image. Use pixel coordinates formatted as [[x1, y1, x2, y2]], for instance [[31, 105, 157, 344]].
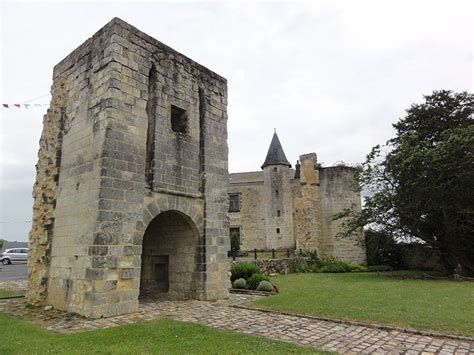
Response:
[[27, 18, 230, 318], [140, 210, 200, 300]]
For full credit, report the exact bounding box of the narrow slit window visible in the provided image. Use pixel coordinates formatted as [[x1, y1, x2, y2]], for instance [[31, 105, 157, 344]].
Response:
[[171, 105, 187, 134], [145, 64, 157, 187], [276, 228, 280, 234], [277, 210, 281, 217], [275, 189, 279, 197]]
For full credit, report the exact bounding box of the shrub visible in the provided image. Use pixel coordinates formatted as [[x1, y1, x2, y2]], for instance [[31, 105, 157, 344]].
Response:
[[368, 265, 394, 272], [365, 229, 402, 268], [233, 278, 246, 289], [312, 256, 354, 273], [256, 280, 273, 292], [318, 263, 352, 273], [350, 264, 368, 272], [246, 273, 270, 290], [230, 231, 240, 251], [294, 262, 311, 273], [230, 262, 261, 282]]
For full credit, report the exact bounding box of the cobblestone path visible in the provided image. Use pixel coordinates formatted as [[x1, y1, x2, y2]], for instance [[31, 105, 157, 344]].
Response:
[[0, 294, 473, 354]]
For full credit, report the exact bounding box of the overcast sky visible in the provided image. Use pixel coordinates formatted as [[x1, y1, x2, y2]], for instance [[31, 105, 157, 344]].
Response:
[[1, 0, 472, 242]]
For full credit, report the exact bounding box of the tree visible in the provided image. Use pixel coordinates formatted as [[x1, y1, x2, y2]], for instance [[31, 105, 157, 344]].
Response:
[[364, 229, 403, 268], [336, 90, 474, 275]]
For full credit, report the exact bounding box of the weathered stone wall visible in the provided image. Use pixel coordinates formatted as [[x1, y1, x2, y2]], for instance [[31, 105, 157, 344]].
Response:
[[28, 23, 113, 307], [228, 182, 267, 250], [229, 157, 367, 263], [27, 77, 67, 303], [28, 18, 230, 318], [319, 167, 366, 264], [292, 153, 321, 252], [249, 257, 310, 275]]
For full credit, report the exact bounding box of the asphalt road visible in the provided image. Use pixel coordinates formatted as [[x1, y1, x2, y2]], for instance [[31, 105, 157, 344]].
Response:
[[0, 262, 28, 281]]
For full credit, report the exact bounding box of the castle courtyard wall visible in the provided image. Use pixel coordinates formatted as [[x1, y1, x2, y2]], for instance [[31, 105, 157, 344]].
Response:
[[318, 167, 366, 264], [229, 161, 366, 263], [228, 182, 267, 250]]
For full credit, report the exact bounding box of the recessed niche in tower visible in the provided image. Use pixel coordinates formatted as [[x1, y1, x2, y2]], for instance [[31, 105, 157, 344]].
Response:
[[171, 105, 187, 134]]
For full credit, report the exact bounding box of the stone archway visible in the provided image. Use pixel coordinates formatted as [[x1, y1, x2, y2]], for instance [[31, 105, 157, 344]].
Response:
[[139, 210, 199, 300]]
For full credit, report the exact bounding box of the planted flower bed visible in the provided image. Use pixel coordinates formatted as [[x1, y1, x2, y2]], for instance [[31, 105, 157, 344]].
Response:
[[230, 262, 277, 294]]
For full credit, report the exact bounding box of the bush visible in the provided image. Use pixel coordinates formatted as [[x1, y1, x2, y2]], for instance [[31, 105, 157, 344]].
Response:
[[365, 229, 402, 268], [368, 265, 394, 272], [230, 262, 261, 282], [294, 262, 311, 273], [294, 254, 366, 274], [246, 273, 270, 290], [313, 256, 352, 273], [318, 263, 352, 273], [233, 278, 246, 289], [256, 280, 273, 292], [350, 264, 368, 272], [230, 231, 240, 251]]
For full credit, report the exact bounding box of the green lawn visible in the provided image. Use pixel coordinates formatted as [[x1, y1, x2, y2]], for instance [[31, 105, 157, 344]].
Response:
[[248, 272, 474, 336], [0, 288, 17, 298], [0, 313, 323, 354]]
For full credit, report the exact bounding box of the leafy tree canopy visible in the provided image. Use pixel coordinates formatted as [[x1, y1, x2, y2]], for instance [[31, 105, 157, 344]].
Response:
[[337, 90, 474, 275]]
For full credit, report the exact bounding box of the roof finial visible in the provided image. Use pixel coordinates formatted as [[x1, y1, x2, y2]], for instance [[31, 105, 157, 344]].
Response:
[[274, 128, 276, 134]]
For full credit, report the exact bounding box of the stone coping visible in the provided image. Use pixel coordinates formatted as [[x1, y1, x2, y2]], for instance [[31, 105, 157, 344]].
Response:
[[233, 304, 474, 342], [229, 288, 275, 296]]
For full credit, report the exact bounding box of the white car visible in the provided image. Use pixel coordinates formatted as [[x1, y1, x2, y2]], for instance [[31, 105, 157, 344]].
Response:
[[0, 248, 28, 265]]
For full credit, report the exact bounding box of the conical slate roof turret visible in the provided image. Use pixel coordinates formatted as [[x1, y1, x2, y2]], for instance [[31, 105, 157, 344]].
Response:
[[261, 131, 292, 169]]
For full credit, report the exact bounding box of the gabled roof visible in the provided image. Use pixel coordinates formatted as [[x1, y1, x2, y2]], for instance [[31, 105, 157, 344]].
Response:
[[261, 132, 292, 169]]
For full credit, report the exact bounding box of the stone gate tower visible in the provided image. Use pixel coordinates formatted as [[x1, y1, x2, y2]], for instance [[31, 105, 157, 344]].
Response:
[[28, 18, 230, 318]]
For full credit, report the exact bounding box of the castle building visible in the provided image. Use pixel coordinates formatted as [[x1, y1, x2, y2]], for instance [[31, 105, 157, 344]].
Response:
[[228, 132, 366, 264]]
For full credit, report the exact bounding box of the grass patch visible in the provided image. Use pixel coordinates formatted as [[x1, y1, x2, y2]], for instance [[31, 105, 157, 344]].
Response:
[[248, 272, 474, 336], [0, 288, 17, 298], [0, 312, 324, 354]]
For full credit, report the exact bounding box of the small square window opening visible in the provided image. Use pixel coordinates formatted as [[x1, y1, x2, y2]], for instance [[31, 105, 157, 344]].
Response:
[[171, 105, 187, 134]]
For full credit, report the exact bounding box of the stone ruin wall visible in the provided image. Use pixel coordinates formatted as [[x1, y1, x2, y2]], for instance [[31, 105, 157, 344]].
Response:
[[292, 153, 322, 253], [318, 166, 366, 264], [28, 18, 230, 317], [27, 77, 69, 303], [28, 25, 111, 304]]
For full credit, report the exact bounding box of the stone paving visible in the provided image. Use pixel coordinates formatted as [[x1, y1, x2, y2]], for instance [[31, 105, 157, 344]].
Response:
[[1, 292, 473, 354]]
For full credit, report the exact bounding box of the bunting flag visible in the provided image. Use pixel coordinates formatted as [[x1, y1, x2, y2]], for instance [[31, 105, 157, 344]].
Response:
[[2, 103, 49, 109]]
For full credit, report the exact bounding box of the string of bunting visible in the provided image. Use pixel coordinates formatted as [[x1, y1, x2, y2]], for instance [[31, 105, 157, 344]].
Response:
[[2, 103, 49, 109]]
